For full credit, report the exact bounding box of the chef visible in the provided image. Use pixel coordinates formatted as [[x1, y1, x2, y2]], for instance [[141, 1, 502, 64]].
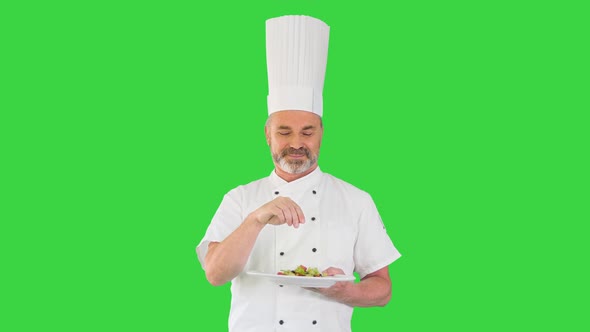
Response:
[[196, 15, 402, 331]]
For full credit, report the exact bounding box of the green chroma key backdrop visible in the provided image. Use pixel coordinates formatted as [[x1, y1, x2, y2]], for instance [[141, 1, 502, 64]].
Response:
[[1, 0, 588, 331]]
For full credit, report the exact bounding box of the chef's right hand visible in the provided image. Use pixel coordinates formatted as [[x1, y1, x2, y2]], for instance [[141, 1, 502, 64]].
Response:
[[251, 197, 306, 228]]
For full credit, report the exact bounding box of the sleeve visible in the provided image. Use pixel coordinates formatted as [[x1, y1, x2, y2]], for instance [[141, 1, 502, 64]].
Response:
[[353, 193, 402, 279], [195, 188, 244, 270]]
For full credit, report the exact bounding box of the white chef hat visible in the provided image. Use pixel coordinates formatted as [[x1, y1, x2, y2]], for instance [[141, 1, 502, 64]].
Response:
[[266, 15, 330, 117]]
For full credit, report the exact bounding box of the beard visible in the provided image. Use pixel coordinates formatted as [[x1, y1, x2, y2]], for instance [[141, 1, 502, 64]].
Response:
[[272, 147, 318, 174]]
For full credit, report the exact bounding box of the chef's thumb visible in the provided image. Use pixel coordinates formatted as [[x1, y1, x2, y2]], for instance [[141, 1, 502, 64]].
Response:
[[322, 267, 345, 276]]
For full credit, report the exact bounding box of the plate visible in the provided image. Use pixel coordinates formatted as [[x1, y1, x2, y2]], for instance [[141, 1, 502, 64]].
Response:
[[246, 271, 355, 288]]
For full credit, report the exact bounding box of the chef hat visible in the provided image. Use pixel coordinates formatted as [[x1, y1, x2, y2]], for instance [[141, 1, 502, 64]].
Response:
[[266, 15, 330, 117]]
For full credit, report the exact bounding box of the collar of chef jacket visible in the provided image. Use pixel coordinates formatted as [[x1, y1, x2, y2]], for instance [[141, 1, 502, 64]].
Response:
[[269, 166, 322, 191]]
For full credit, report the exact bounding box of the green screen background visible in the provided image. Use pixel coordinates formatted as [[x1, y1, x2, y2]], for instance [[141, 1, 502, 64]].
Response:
[[1, 0, 588, 331]]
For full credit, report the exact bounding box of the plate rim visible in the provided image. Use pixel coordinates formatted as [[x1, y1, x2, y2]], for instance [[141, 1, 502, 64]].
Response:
[[245, 270, 356, 286]]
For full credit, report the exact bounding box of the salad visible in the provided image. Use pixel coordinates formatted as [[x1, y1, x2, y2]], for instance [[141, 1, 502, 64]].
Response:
[[277, 265, 324, 277]]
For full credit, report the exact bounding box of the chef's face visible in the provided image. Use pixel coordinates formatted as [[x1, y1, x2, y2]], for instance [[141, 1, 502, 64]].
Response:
[[265, 110, 323, 175]]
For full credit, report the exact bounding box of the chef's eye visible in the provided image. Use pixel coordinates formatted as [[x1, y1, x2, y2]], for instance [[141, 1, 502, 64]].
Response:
[[278, 132, 290, 136], [302, 132, 313, 136]]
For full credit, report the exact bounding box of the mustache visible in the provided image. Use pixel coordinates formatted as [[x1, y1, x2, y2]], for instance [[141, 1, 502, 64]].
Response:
[[281, 147, 311, 158]]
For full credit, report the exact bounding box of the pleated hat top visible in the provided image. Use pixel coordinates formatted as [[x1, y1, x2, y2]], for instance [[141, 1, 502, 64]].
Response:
[[266, 15, 330, 117]]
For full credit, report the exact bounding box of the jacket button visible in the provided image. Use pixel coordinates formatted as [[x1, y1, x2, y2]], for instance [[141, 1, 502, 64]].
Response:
[[312, 248, 317, 252], [312, 190, 317, 194], [311, 217, 316, 221], [313, 320, 317, 325], [274, 191, 279, 195], [279, 320, 284, 325], [280, 252, 284, 256]]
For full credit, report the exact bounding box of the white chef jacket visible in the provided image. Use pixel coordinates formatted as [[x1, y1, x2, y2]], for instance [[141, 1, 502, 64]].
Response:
[[196, 167, 401, 332]]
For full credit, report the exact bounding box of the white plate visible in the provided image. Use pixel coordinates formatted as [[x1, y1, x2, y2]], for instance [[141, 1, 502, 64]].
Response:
[[246, 271, 355, 288]]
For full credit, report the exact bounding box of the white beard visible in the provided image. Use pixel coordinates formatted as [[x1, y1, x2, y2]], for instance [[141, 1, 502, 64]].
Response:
[[276, 155, 314, 174]]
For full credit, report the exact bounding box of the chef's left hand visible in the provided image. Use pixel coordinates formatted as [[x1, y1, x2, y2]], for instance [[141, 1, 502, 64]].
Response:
[[305, 265, 392, 307], [305, 267, 353, 298]]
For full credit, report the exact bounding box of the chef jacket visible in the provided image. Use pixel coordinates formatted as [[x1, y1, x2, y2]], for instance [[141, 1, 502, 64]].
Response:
[[197, 167, 401, 331]]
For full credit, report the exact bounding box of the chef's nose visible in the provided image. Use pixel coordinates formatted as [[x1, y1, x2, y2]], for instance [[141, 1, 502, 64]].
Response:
[[289, 136, 303, 149]]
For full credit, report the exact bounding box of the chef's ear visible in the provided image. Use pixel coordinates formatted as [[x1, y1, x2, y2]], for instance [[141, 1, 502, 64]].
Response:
[[264, 124, 271, 146]]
